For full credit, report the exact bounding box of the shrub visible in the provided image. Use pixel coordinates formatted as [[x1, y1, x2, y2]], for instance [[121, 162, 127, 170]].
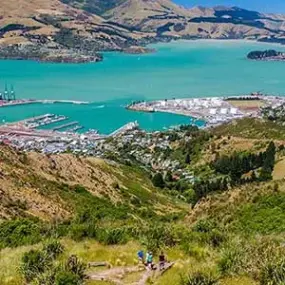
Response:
[[152, 173, 165, 188], [208, 229, 227, 247], [65, 255, 86, 281], [55, 271, 81, 285], [218, 246, 243, 275], [143, 224, 177, 254], [44, 240, 64, 259], [260, 259, 285, 285], [181, 271, 220, 285], [20, 249, 51, 282], [0, 218, 44, 248], [194, 219, 215, 233], [69, 223, 97, 241], [97, 227, 128, 245], [182, 243, 209, 261]]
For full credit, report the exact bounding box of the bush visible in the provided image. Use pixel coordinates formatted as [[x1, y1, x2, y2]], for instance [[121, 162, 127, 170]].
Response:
[[218, 246, 243, 275], [0, 218, 44, 248], [21, 249, 51, 282], [65, 255, 86, 281], [183, 243, 209, 261], [194, 219, 215, 233], [97, 227, 128, 245], [208, 229, 227, 247], [44, 240, 64, 259], [181, 271, 220, 285], [152, 173, 165, 188], [69, 223, 97, 241], [260, 259, 285, 285], [55, 271, 81, 285], [143, 224, 177, 254]]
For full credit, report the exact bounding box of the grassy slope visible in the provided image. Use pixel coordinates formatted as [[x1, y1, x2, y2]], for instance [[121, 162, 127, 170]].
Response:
[[0, 145, 187, 284], [2, 118, 285, 285]]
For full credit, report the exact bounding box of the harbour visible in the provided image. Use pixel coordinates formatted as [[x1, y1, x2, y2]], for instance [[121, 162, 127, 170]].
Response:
[[0, 110, 139, 154], [0, 40, 285, 134]]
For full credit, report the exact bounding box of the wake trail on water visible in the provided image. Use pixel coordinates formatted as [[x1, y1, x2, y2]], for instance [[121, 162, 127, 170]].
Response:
[[91, 105, 105, 109]]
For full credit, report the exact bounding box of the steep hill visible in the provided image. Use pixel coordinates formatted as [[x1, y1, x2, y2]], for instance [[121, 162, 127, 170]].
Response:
[[2, 118, 285, 285], [0, 0, 151, 62], [0, 144, 183, 221]]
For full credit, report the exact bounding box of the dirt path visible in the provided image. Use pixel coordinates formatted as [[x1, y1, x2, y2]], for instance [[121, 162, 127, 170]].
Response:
[[88, 265, 144, 284], [88, 262, 174, 285]]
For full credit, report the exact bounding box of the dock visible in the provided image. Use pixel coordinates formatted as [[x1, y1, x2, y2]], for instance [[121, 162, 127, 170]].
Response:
[[53, 121, 79, 131], [65, 125, 84, 133], [109, 121, 139, 137]]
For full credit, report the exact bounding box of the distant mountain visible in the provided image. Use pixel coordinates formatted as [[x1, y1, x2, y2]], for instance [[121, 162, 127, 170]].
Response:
[[1, 0, 285, 62], [105, 3, 285, 40], [60, 0, 127, 15]]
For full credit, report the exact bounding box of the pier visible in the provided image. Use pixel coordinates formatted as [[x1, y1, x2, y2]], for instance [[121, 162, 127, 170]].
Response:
[[65, 125, 84, 133], [109, 121, 139, 137], [52, 121, 79, 131], [27, 115, 68, 129]]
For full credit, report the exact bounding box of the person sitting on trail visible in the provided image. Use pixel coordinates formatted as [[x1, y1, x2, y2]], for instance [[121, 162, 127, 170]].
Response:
[[146, 251, 153, 269], [137, 250, 144, 263], [159, 251, 166, 271]]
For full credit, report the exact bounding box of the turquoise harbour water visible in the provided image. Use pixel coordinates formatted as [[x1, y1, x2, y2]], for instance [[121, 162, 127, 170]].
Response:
[[0, 40, 285, 134]]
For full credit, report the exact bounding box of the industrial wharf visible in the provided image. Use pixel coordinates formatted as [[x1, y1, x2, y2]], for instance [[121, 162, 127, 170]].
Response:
[[126, 94, 285, 127]]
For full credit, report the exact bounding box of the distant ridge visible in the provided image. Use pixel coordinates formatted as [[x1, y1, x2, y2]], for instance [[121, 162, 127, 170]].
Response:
[[1, 0, 285, 62]]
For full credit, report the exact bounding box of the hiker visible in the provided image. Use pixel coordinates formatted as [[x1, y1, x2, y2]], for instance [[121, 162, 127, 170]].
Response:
[[146, 251, 153, 270], [137, 250, 144, 263], [159, 251, 166, 271]]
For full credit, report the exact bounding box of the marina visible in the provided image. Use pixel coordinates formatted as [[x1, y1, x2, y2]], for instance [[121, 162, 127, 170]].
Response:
[[0, 112, 139, 154], [52, 121, 79, 131]]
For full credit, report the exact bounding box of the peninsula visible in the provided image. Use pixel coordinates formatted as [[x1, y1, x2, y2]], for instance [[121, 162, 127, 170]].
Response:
[[247, 49, 285, 61]]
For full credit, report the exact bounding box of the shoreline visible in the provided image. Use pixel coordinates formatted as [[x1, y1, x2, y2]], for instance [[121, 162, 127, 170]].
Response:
[[1, 38, 285, 64], [126, 95, 285, 128]]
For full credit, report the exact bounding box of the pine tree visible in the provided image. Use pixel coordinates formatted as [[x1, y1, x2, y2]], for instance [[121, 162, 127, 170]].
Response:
[[263, 141, 276, 172], [152, 173, 165, 188], [185, 153, 191, 164]]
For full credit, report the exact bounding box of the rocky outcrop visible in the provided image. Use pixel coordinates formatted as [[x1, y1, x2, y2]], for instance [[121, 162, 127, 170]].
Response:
[[247, 49, 285, 61]]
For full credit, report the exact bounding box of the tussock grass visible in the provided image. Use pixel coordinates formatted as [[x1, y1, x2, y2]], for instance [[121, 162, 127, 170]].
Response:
[[0, 243, 41, 285]]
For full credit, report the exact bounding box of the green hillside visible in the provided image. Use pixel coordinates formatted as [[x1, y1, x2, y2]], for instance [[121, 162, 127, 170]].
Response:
[[1, 118, 285, 284]]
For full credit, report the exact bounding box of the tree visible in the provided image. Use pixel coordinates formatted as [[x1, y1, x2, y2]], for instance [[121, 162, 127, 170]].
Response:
[[152, 173, 165, 188], [165, 171, 173, 182], [259, 167, 272, 181], [185, 153, 191, 164], [263, 141, 276, 172], [259, 142, 276, 181]]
